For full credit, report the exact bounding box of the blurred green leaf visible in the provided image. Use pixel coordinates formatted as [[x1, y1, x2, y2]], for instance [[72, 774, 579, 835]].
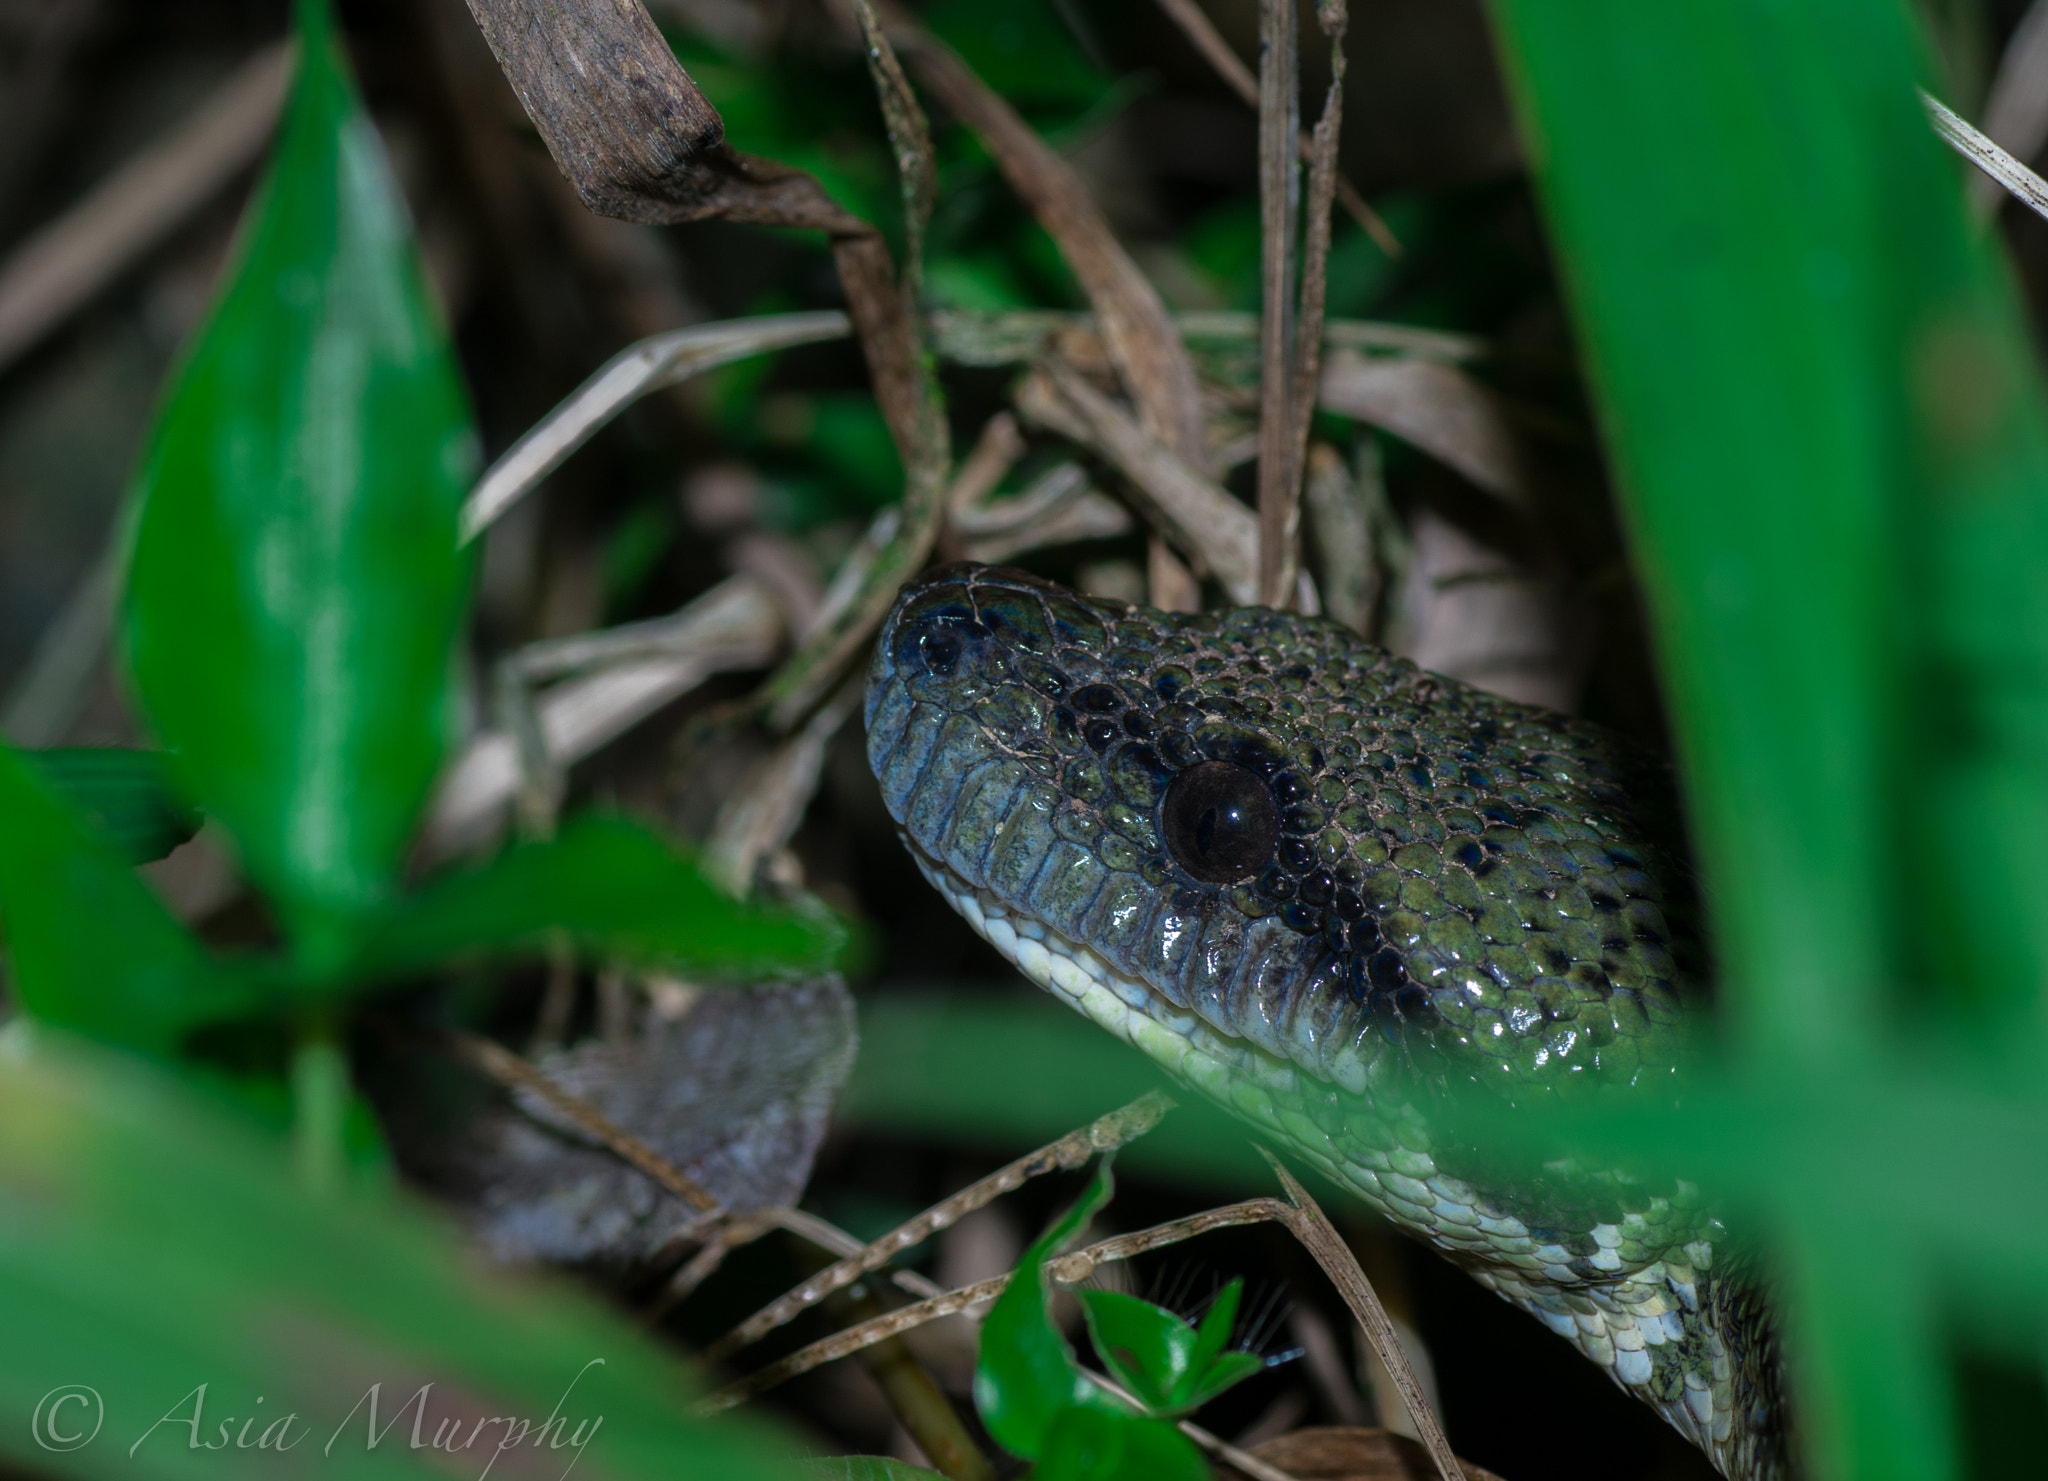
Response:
[[1077, 1281, 1262, 1420], [1482, 1, 2048, 1474], [0, 746, 261, 1053], [122, 0, 477, 965], [841, 994, 1272, 1191], [806, 394, 905, 511], [1076, 1291, 1190, 1415], [352, 815, 845, 982], [0, 1027, 806, 1481], [21, 748, 200, 864], [1032, 1404, 1207, 1481], [974, 1161, 1126, 1459]]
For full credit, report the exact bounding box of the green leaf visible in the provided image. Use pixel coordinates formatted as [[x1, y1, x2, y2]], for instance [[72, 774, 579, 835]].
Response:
[[1031, 1404, 1208, 1481], [1075, 1291, 1190, 1415], [0, 1027, 807, 1481], [1184, 1280, 1241, 1385], [1177, 1283, 1263, 1412], [1077, 1281, 1264, 1419], [0, 746, 262, 1053], [974, 1160, 1127, 1459], [20, 748, 201, 864], [122, 0, 478, 964], [351, 815, 846, 982]]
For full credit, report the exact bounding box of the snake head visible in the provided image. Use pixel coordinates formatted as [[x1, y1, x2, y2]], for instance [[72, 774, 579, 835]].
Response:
[[866, 563, 1700, 1117]]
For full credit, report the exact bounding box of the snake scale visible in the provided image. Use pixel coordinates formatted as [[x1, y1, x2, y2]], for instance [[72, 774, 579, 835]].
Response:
[[864, 563, 1793, 1480]]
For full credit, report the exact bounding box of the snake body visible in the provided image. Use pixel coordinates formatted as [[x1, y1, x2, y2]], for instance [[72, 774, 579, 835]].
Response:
[[864, 564, 1791, 1480]]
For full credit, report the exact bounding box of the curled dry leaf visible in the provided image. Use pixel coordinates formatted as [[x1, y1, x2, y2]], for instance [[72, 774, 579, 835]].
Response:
[[426, 574, 785, 856], [1317, 349, 1533, 506], [472, 976, 858, 1263], [1391, 509, 1588, 713]]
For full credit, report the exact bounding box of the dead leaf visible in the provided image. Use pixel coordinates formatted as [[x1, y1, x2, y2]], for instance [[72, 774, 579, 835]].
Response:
[[472, 977, 858, 1263]]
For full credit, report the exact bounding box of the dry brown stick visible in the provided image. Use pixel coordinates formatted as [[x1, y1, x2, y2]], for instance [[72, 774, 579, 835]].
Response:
[[1924, 90, 2048, 224], [1255, 0, 1303, 610], [1149, 0, 1399, 257], [695, 1198, 1296, 1413], [461, 0, 926, 467], [889, 14, 1206, 472], [941, 413, 1029, 525], [708, 1091, 1175, 1362], [446, 1028, 722, 1214], [857, 1327, 997, 1481], [756, 9, 952, 730], [1258, 1155, 1463, 1481], [1019, 360, 1262, 603], [1970, 0, 2048, 216], [1285, 0, 1347, 584], [0, 40, 292, 372]]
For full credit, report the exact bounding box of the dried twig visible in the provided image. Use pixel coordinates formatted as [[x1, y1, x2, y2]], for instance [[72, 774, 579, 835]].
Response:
[[1256, 1155, 1462, 1481], [703, 671, 865, 896], [1969, 0, 2048, 216], [695, 1198, 1295, 1413], [940, 413, 1030, 526], [1017, 361, 1262, 603], [709, 1092, 1174, 1362], [757, 9, 953, 730], [0, 40, 292, 372], [1255, 0, 1303, 609], [931, 310, 1485, 367], [1923, 89, 2048, 224], [459, 312, 853, 542], [888, 13, 1206, 470], [699, 1148, 1462, 1481], [1289, 0, 1347, 534], [1148, 0, 1398, 256]]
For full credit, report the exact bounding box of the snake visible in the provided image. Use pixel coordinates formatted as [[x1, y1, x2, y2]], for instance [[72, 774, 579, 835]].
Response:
[[863, 562, 1792, 1480]]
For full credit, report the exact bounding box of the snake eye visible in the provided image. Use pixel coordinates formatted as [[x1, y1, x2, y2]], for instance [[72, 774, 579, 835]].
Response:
[[918, 627, 963, 675], [1161, 760, 1279, 886]]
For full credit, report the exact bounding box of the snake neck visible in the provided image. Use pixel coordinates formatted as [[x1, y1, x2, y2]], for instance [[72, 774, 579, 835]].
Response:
[[866, 564, 1794, 1477], [917, 852, 1793, 1481]]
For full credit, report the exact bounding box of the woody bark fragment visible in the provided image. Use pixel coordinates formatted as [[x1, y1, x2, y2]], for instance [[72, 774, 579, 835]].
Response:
[[461, 0, 922, 458]]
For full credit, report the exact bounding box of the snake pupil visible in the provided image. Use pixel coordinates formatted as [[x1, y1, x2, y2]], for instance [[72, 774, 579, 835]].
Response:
[[1161, 759, 1279, 885]]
